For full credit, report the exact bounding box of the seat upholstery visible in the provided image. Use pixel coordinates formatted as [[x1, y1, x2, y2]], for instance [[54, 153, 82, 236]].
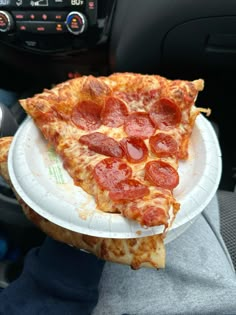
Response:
[[218, 190, 236, 271]]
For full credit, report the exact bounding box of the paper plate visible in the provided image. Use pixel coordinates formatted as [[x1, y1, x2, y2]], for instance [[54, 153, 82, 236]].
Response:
[[8, 115, 222, 241]]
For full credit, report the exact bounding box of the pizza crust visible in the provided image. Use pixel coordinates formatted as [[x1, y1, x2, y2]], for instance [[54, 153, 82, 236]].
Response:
[[0, 137, 165, 269]]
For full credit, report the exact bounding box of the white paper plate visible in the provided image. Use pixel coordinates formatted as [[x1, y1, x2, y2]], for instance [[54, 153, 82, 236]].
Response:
[[8, 115, 222, 241]]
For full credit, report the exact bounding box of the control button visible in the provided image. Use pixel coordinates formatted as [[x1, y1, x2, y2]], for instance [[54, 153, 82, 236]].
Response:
[[53, 22, 66, 33], [26, 12, 39, 20], [41, 13, 48, 20], [65, 11, 87, 35], [85, 0, 97, 25], [13, 11, 38, 20], [12, 11, 29, 20], [0, 11, 14, 32], [43, 11, 67, 21], [12, 11, 67, 22], [30, 21, 66, 33], [32, 23, 47, 33], [29, 13, 37, 20], [16, 21, 31, 32]]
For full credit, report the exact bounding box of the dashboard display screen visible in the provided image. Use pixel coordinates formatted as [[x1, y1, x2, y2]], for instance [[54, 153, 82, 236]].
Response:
[[0, 0, 11, 5]]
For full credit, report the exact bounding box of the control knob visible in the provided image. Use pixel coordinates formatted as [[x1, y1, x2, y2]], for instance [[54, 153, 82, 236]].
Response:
[[0, 11, 14, 33], [65, 11, 87, 35]]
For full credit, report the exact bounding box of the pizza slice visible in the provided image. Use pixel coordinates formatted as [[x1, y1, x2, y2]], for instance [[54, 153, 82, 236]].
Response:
[[19, 72, 208, 230], [0, 137, 165, 269]]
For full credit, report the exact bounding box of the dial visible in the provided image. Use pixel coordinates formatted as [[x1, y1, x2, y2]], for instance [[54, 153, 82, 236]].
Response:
[[0, 11, 14, 33], [65, 11, 87, 35]]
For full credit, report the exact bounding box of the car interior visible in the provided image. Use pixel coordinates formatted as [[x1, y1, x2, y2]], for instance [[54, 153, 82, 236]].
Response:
[[0, 0, 236, 289]]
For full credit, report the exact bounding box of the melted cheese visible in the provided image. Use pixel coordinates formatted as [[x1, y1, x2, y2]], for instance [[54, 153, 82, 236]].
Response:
[[19, 73, 204, 228]]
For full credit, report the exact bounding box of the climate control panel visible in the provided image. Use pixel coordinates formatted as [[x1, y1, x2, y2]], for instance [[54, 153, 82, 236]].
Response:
[[0, 0, 102, 52], [0, 10, 87, 34]]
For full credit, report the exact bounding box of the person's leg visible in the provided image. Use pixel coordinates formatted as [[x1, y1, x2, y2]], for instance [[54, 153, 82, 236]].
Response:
[[0, 238, 105, 315], [94, 195, 236, 315]]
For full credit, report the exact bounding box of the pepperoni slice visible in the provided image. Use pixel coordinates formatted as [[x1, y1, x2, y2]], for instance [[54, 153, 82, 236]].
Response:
[[142, 206, 167, 227], [149, 133, 178, 157], [124, 112, 155, 139], [150, 98, 181, 130], [109, 179, 150, 201], [145, 160, 179, 190], [101, 96, 129, 127], [79, 132, 123, 158], [93, 158, 132, 190], [71, 100, 102, 131], [120, 137, 148, 163]]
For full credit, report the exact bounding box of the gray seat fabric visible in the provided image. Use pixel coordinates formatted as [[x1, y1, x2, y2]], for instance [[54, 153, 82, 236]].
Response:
[[218, 190, 236, 271]]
